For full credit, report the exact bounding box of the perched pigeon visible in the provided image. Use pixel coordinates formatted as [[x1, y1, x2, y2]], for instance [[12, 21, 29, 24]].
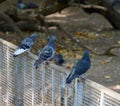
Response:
[[13, 33, 38, 57], [112, 0, 120, 6], [66, 50, 91, 84], [106, 0, 120, 6], [17, 0, 39, 9], [53, 54, 65, 66], [34, 35, 56, 69]]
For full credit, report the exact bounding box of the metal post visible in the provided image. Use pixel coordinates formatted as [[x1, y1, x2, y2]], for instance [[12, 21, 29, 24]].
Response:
[[0, 43, 2, 105], [64, 94, 68, 106], [0, 43, 2, 69], [6, 46, 10, 106], [0, 87, 1, 105], [100, 92, 104, 106], [74, 79, 83, 106], [60, 87, 65, 106], [32, 63, 35, 106], [14, 57, 19, 106], [23, 56, 27, 105], [52, 68, 55, 106], [60, 72, 66, 106], [42, 64, 45, 105]]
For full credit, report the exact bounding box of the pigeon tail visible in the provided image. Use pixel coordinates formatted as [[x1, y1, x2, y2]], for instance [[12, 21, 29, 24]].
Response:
[[66, 74, 79, 84], [59, 59, 65, 64], [34, 59, 44, 69], [26, 3, 39, 8], [13, 48, 27, 57], [55, 59, 64, 65], [66, 79, 72, 84], [13, 54, 18, 58]]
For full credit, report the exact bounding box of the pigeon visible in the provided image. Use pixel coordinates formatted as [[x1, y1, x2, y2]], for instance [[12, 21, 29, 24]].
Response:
[[53, 54, 65, 66], [66, 50, 91, 84], [13, 33, 38, 57], [112, 0, 120, 6], [34, 35, 56, 69], [106, 0, 120, 6], [17, 0, 39, 9]]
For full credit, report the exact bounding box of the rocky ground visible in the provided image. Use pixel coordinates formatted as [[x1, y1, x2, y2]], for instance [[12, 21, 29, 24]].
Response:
[[46, 7, 120, 93]]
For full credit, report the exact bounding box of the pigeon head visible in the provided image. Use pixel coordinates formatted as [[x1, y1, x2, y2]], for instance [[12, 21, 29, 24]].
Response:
[[49, 35, 56, 44], [85, 50, 90, 54], [82, 50, 90, 60], [30, 33, 38, 41], [49, 35, 56, 41], [18, 0, 23, 3], [30, 33, 38, 38]]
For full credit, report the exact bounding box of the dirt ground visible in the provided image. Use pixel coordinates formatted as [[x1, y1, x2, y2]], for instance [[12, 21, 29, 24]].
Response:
[[0, 1, 120, 93], [45, 7, 120, 93]]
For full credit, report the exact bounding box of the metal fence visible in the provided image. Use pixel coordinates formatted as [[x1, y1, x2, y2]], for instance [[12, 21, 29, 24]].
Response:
[[0, 38, 120, 106]]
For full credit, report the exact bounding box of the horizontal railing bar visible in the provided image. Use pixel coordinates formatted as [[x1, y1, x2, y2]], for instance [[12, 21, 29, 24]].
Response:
[[0, 38, 17, 49], [85, 79, 120, 100], [49, 64, 70, 74]]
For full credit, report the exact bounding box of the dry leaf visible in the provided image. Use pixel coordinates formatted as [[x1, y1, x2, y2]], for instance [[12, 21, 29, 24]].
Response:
[[66, 63, 74, 69], [104, 75, 111, 79], [117, 41, 120, 45]]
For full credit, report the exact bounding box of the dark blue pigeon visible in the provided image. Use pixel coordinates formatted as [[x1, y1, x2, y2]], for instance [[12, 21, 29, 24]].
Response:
[[106, 0, 120, 6], [66, 50, 91, 84], [17, 0, 39, 9], [13, 33, 38, 57], [112, 0, 120, 6], [34, 35, 56, 69], [53, 54, 65, 66]]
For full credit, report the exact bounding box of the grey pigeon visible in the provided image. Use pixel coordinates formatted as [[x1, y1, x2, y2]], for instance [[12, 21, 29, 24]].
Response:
[[34, 35, 56, 69], [17, 0, 38, 9], [13, 33, 38, 57], [66, 50, 91, 84], [53, 54, 65, 66]]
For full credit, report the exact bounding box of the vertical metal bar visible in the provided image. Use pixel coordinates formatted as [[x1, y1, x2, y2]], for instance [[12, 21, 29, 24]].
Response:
[[32, 63, 35, 106], [74, 79, 83, 106], [6, 46, 10, 106], [52, 68, 55, 106], [100, 92, 104, 106], [14, 57, 19, 106], [0, 42, 2, 69], [64, 95, 68, 106], [74, 79, 77, 106], [76, 81, 83, 106], [0, 43, 2, 105], [60, 87, 65, 106], [23, 56, 27, 105], [42, 64, 45, 105], [64, 72, 67, 106], [0, 87, 1, 105], [60, 72, 66, 106]]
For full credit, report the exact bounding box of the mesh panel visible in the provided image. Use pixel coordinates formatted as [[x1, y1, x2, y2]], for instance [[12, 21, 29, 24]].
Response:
[[104, 94, 120, 106], [0, 39, 120, 106], [82, 85, 101, 106]]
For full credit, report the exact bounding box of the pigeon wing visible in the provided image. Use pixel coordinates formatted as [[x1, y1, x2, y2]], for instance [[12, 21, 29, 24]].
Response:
[[39, 45, 55, 61], [20, 37, 34, 49], [13, 37, 33, 57], [75, 59, 90, 75], [66, 67, 79, 84]]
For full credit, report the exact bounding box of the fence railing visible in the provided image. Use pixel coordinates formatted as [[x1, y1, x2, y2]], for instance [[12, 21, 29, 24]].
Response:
[[0, 38, 120, 106]]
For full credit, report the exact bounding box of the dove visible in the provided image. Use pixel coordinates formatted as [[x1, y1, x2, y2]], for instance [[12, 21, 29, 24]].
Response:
[[53, 54, 65, 66], [66, 50, 91, 84], [34, 35, 56, 69], [13, 33, 38, 57], [17, 0, 38, 9]]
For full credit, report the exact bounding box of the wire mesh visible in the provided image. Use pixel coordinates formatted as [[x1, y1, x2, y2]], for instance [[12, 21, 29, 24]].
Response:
[[0, 38, 120, 106]]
